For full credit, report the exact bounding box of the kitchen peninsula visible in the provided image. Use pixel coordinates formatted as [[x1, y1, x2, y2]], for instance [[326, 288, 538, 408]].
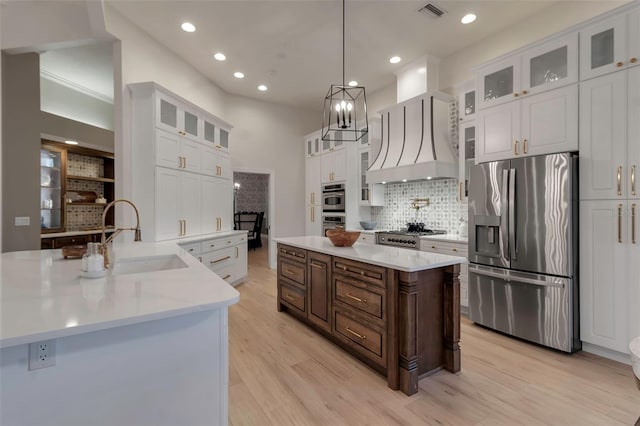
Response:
[[0, 240, 239, 426], [275, 236, 466, 396]]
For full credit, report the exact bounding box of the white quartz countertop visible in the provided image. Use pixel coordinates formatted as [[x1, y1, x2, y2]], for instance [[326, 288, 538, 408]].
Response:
[[0, 240, 240, 349], [275, 236, 465, 272]]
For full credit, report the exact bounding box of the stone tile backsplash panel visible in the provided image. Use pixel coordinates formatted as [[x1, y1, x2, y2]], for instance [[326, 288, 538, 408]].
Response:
[[370, 179, 468, 234]]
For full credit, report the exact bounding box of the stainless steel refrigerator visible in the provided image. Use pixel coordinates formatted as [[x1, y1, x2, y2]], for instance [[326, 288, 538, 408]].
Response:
[[468, 152, 580, 353]]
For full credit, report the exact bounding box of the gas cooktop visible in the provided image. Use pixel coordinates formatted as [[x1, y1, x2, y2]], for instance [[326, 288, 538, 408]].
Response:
[[377, 229, 447, 236], [376, 226, 447, 249]]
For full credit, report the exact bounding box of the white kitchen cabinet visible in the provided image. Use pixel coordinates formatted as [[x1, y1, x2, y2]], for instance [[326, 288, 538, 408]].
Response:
[[476, 84, 577, 163], [305, 131, 322, 158], [580, 67, 639, 200], [458, 87, 476, 123], [477, 34, 578, 109], [580, 200, 638, 354], [155, 167, 201, 240], [458, 121, 475, 201], [305, 155, 322, 236], [420, 238, 469, 308], [580, 9, 639, 81], [235, 241, 248, 282], [320, 131, 345, 153], [358, 149, 384, 206], [155, 91, 202, 143], [130, 82, 234, 242], [155, 128, 201, 173], [321, 149, 346, 183], [196, 233, 248, 286]]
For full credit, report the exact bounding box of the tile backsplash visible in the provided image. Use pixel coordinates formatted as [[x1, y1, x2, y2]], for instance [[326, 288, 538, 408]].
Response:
[[370, 179, 468, 234], [65, 155, 105, 231]]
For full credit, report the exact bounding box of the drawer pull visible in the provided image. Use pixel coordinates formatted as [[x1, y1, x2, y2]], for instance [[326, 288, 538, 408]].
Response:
[[222, 274, 231, 280], [618, 204, 623, 243], [285, 269, 297, 275], [431, 245, 436, 249], [633, 203, 637, 245], [310, 262, 324, 269], [284, 294, 295, 302], [453, 248, 458, 252], [345, 326, 366, 340], [617, 166, 622, 196], [346, 293, 367, 304], [210, 255, 231, 264]]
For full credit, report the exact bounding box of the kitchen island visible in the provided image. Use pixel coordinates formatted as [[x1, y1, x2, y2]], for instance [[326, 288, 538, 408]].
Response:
[[0, 240, 239, 426], [275, 236, 466, 396]]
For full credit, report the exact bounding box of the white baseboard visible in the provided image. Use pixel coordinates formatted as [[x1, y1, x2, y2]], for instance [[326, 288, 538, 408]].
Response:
[[582, 342, 631, 365]]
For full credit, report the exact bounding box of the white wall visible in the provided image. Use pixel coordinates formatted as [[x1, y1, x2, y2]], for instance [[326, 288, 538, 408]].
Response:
[[438, 1, 627, 92], [41, 78, 114, 130], [367, 83, 396, 115]]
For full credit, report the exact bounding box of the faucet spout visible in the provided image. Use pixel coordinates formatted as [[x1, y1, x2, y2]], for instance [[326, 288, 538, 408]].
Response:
[[101, 199, 142, 268]]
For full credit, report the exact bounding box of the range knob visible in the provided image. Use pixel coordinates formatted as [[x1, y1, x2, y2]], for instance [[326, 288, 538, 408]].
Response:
[[410, 240, 416, 245]]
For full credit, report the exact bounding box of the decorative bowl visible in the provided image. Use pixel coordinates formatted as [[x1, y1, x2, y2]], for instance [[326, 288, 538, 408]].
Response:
[[359, 221, 377, 230], [62, 244, 87, 259], [326, 229, 360, 247]]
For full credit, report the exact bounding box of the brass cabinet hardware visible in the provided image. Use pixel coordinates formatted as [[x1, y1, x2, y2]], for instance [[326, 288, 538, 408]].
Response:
[[284, 294, 295, 302], [360, 271, 365, 276], [631, 57, 638, 64], [184, 220, 187, 235], [431, 245, 436, 249], [215, 144, 221, 149], [514, 140, 519, 156], [453, 248, 458, 252], [345, 326, 366, 340], [310, 192, 315, 204], [345, 293, 367, 304], [222, 274, 231, 280], [616, 61, 624, 67], [523, 139, 528, 154], [178, 220, 183, 236], [618, 204, 623, 243], [633, 203, 637, 245], [459, 182, 464, 201], [310, 262, 324, 269], [236, 246, 239, 258], [632, 165, 636, 196], [285, 269, 297, 275], [183, 157, 187, 169], [617, 166, 623, 196], [210, 255, 231, 264], [522, 90, 528, 95], [513, 93, 519, 97], [310, 206, 314, 222]]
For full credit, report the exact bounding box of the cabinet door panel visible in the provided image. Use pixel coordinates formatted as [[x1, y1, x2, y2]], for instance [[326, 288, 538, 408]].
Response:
[[181, 139, 202, 174], [523, 34, 578, 94], [180, 173, 202, 237], [155, 167, 180, 240], [156, 94, 180, 133], [235, 242, 248, 282], [579, 71, 627, 200], [629, 66, 640, 200], [218, 181, 233, 232], [628, 201, 640, 340], [629, 8, 640, 69], [580, 14, 627, 80], [477, 56, 521, 109], [305, 205, 321, 236], [182, 109, 200, 142], [217, 153, 232, 180], [201, 146, 218, 177], [477, 102, 520, 163], [332, 151, 347, 182], [307, 252, 331, 331], [155, 129, 180, 169], [305, 156, 321, 205], [521, 84, 578, 156], [201, 176, 217, 234], [580, 200, 628, 353]]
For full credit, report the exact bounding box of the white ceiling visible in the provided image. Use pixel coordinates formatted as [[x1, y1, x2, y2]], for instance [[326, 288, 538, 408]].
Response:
[[43, 1, 625, 111]]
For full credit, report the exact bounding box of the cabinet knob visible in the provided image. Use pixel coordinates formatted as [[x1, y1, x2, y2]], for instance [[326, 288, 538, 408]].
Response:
[[513, 93, 519, 97], [616, 61, 624, 68], [631, 57, 638, 64], [522, 90, 528, 95]]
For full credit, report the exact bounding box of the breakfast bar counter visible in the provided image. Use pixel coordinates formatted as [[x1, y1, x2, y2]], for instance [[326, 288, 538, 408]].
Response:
[[275, 236, 466, 396]]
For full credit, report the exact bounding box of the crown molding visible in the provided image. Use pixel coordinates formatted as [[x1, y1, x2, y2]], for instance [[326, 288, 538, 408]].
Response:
[[40, 69, 113, 104]]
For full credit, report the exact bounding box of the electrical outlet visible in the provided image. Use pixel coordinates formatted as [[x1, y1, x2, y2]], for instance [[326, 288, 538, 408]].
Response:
[[14, 216, 30, 226], [28, 339, 56, 370]]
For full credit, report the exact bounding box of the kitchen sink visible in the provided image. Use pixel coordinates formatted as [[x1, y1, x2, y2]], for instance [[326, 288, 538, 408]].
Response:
[[112, 254, 188, 276]]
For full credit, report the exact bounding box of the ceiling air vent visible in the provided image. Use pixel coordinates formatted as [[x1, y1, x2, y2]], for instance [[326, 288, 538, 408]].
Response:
[[418, 3, 447, 18]]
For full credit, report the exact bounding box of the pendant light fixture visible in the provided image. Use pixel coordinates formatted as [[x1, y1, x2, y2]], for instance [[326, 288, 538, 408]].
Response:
[[321, 0, 368, 142]]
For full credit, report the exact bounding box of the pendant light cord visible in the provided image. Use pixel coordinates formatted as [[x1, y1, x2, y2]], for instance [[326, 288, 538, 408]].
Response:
[[342, 0, 345, 87]]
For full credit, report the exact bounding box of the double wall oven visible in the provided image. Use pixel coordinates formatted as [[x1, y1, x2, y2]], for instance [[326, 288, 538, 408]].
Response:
[[322, 183, 345, 213]]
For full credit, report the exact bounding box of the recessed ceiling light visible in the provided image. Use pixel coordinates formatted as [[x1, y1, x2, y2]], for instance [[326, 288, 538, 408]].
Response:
[[389, 56, 402, 64], [181, 22, 196, 32], [417, 67, 427, 74], [348, 80, 358, 87], [426, 176, 432, 180], [382, 181, 387, 184], [65, 140, 78, 145], [258, 84, 268, 92], [234, 72, 245, 79], [461, 13, 476, 24], [213, 52, 226, 61], [402, 179, 407, 182]]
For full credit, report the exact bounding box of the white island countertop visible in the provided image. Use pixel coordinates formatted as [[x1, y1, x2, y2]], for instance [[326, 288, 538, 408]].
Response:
[[0, 240, 240, 349], [420, 233, 468, 244], [275, 236, 466, 272]]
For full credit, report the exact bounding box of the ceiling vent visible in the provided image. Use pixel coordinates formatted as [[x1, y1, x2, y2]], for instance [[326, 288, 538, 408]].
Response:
[[418, 3, 446, 18]]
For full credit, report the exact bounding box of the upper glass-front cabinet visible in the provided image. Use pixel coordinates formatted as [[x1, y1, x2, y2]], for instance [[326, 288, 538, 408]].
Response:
[[478, 34, 578, 109], [155, 92, 201, 142], [580, 11, 639, 81], [305, 132, 321, 157], [457, 87, 476, 122], [458, 122, 475, 201]]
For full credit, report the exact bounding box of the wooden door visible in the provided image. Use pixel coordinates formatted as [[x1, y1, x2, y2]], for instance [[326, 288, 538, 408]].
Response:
[[307, 251, 331, 331]]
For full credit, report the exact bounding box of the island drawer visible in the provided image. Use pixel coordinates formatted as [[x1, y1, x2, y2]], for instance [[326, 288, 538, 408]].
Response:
[[278, 244, 307, 263], [279, 258, 306, 286], [335, 277, 383, 319], [334, 310, 384, 364], [201, 234, 246, 253], [212, 263, 235, 283], [281, 283, 306, 313], [202, 247, 235, 270], [333, 258, 386, 288], [180, 242, 202, 256]]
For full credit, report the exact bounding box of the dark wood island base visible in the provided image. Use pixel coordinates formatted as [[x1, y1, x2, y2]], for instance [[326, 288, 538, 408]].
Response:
[[277, 242, 461, 396]]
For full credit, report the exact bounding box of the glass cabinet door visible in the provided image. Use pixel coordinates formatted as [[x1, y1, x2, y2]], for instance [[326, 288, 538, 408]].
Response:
[[580, 14, 627, 80], [204, 120, 216, 144], [157, 96, 179, 132], [359, 150, 369, 203], [458, 89, 476, 122], [523, 34, 578, 95], [458, 122, 475, 201], [183, 110, 200, 140], [219, 129, 229, 150], [40, 147, 65, 232], [477, 57, 521, 109]]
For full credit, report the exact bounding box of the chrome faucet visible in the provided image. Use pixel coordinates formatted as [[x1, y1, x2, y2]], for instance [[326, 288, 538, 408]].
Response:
[[100, 199, 142, 268]]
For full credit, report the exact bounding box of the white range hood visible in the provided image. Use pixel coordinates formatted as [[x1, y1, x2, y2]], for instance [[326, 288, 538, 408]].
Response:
[[366, 91, 458, 184]]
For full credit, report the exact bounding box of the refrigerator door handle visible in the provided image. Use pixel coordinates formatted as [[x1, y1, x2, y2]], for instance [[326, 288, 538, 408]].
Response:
[[469, 265, 566, 288], [508, 168, 517, 260], [501, 169, 510, 260]]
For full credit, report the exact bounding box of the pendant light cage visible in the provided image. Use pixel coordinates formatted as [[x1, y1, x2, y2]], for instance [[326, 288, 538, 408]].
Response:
[[322, 84, 368, 142], [321, 0, 368, 142]]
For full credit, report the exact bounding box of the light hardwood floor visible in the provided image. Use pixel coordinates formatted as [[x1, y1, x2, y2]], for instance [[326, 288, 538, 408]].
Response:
[[229, 241, 640, 425]]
